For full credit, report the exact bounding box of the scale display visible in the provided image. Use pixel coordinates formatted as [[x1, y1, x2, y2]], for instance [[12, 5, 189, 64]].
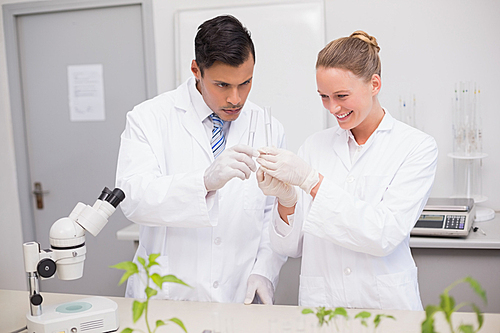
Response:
[[415, 214, 466, 230]]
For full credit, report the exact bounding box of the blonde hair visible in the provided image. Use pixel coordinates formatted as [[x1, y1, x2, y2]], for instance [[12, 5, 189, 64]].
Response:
[[316, 30, 381, 81]]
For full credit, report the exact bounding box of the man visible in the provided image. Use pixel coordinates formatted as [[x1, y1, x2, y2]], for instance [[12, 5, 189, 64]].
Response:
[[116, 15, 287, 304]]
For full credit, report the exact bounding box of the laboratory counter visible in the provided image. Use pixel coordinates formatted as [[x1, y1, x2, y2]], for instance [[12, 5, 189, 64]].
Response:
[[116, 214, 500, 250], [2, 289, 500, 333], [116, 214, 500, 313]]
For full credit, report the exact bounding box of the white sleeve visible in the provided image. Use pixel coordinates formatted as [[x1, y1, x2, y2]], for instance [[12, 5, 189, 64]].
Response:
[[269, 196, 306, 259], [116, 110, 216, 228]]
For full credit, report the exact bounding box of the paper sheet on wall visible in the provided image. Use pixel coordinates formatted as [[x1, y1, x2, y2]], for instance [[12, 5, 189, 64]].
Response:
[[67, 64, 106, 121]]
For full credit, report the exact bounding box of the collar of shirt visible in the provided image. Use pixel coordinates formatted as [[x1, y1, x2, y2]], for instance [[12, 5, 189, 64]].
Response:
[[345, 108, 394, 164], [187, 77, 231, 139]]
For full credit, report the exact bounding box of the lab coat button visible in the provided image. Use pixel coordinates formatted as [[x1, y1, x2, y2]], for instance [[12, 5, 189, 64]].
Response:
[[213, 281, 219, 288], [346, 176, 355, 183], [344, 267, 352, 275], [214, 237, 221, 245]]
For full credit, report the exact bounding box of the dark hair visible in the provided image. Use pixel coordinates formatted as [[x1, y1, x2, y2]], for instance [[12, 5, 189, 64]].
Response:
[[195, 15, 255, 76]]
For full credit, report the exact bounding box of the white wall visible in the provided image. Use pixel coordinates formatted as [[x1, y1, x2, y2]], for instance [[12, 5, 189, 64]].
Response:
[[1, 0, 499, 290]]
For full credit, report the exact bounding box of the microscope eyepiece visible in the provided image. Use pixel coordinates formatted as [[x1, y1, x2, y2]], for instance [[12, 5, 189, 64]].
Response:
[[98, 187, 125, 208], [98, 187, 113, 201], [106, 188, 125, 208]]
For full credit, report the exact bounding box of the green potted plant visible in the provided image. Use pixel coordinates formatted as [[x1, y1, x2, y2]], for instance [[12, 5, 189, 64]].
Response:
[[111, 253, 192, 333], [302, 306, 395, 332], [422, 276, 487, 333]]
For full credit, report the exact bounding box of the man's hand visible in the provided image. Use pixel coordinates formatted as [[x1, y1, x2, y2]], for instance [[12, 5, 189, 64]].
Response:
[[204, 144, 259, 192], [244, 274, 274, 305]]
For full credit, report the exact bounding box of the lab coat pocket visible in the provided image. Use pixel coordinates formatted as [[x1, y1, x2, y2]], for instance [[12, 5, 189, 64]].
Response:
[[376, 267, 422, 310], [299, 275, 327, 307], [360, 175, 392, 203]]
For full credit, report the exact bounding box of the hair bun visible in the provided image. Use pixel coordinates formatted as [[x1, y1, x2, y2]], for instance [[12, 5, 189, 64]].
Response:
[[350, 30, 380, 52]]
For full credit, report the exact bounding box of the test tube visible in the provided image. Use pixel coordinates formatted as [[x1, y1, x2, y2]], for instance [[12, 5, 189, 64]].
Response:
[[264, 106, 272, 147], [247, 109, 258, 147]]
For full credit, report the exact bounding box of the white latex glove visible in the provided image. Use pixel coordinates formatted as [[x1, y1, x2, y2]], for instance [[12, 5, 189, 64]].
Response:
[[244, 274, 274, 305], [257, 147, 319, 194], [204, 144, 259, 192], [256, 168, 298, 207]]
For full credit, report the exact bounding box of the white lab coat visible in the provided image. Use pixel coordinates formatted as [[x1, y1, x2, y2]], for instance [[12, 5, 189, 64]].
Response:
[[270, 111, 438, 310], [116, 77, 287, 302]]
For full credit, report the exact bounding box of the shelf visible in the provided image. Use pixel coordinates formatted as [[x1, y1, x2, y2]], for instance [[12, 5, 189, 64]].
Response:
[[448, 152, 488, 159], [450, 195, 488, 204]]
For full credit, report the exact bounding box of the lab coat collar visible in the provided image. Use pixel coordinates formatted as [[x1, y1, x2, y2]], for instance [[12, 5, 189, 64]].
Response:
[[333, 129, 352, 170], [376, 109, 394, 132], [332, 108, 394, 170], [187, 77, 213, 123], [175, 77, 212, 160]]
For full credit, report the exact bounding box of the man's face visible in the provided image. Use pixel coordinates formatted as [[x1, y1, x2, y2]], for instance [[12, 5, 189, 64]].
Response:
[[191, 56, 254, 122]]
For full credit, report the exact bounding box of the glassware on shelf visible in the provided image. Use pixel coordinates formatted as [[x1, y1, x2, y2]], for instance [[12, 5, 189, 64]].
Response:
[[398, 94, 416, 128], [449, 81, 494, 221], [452, 82, 482, 156]]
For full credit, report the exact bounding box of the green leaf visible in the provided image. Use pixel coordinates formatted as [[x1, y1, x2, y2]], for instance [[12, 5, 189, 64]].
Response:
[[121, 328, 134, 333], [137, 256, 146, 269], [373, 314, 396, 328], [458, 324, 474, 333], [145, 286, 158, 298], [161, 274, 191, 288], [440, 294, 455, 319], [424, 305, 440, 317], [316, 312, 326, 326], [109, 261, 138, 285], [422, 305, 439, 333], [155, 320, 166, 328], [355, 311, 371, 327], [421, 316, 436, 333], [148, 253, 161, 267], [168, 317, 188, 333], [132, 300, 145, 323], [471, 303, 484, 329], [151, 273, 163, 289], [302, 308, 314, 315], [463, 276, 487, 305], [355, 311, 371, 319], [333, 307, 348, 319]]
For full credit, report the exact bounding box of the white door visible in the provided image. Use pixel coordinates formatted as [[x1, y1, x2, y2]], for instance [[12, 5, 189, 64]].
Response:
[[4, 0, 156, 296]]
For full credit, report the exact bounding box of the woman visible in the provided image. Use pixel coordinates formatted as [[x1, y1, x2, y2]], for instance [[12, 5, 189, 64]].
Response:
[[256, 31, 438, 310]]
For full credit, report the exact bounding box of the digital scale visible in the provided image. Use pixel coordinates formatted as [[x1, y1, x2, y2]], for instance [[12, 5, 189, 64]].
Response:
[[26, 296, 119, 333], [411, 198, 476, 237]]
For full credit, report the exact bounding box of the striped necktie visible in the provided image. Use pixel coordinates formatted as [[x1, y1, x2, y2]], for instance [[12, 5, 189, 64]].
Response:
[[210, 114, 226, 158]]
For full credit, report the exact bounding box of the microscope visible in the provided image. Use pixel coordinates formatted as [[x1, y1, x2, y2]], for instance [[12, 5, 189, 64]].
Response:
[[22, 187, 125, 333]]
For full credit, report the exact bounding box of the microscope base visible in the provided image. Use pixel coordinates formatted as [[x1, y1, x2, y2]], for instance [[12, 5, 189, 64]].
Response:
[[26, 296, 119, 333]]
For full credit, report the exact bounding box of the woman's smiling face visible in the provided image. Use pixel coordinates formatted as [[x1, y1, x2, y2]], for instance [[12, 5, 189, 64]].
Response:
[[316, 66, 384, 143]]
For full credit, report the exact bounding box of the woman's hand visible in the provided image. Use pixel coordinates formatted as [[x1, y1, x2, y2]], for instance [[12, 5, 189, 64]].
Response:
[[257, 147, 319, 194]]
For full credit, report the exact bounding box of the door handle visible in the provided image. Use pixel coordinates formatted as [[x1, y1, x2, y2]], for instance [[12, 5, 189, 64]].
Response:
[[33, 182, 49, 209]]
